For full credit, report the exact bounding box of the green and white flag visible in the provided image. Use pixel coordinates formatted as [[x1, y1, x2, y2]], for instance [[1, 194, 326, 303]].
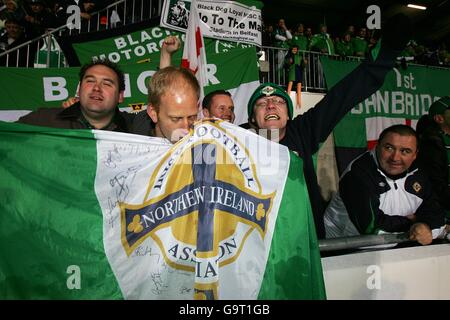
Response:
[[320, 56, 450, 172], [0, 45, 259, 125], [68, 25, 254, 66], [0, 120, 325, 300]]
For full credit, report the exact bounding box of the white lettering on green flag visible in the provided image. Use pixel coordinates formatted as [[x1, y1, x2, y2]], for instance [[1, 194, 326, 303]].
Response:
[[72, 25, 254, 66], [320, 57, 450, 149], [0, 46, 259, 125]]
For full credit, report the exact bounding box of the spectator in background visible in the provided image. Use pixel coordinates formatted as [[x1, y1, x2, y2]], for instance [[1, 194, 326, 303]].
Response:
[[308, 23, 334, 90], [417, 96, 450, 223], [438, 43, 449, 66], [273, 18, 292, 49], [399, 39, 417, 65], [324, 124, 447, 244], [261, 23, 274, 47], [309, 23, 335, 55], [352, 27, 368, 57], [273, 18, 292, 72], [0, 16, 24, 49], [290, 23, 309, 51], [0, 17, 37, 66], [202, 90, 235, 123], [336, 32, 353, 57], [0, 1, 6, 30], [49, 1, 71, 28], [332, 34, 340, 48], [1, 0, 6, 26], [422, 45, 442, 66], [305, 27, 313, 43], [24, 0, 57, 36], [77, 0, 107, 32], [346, 25, 355, 38], [0, 0, 26, 25], [79, 0, 107, 15], [412, 42, 428, 65], [367, 29, 380, 52]]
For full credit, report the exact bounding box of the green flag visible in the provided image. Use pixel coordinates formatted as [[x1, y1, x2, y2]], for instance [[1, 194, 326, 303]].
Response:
[[0, 120, 325, 299], [320, 56, 450, 172], [0, 46, 259, 124]]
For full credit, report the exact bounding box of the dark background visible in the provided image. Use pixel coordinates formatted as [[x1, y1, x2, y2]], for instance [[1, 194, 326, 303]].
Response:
[[261, 0, 450, 47]]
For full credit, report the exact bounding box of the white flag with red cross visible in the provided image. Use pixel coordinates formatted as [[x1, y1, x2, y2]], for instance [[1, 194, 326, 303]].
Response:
[[181, 0, 208, 103]]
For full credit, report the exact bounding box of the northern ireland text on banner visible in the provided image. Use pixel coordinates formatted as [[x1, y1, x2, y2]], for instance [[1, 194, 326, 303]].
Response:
[[0, 120, 325, 300]]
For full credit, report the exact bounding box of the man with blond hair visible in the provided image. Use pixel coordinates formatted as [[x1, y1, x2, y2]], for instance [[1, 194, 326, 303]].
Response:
[[130, 66, 200, 143]]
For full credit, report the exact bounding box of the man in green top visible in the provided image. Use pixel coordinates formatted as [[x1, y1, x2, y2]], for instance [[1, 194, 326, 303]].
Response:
[[352, 27, 368, 57], [273, 18, 292, 49], [336, 32, 354, 57], [309, 24, 335, 55], [290, 23, 309, 51], [273, 18, 293, 72]]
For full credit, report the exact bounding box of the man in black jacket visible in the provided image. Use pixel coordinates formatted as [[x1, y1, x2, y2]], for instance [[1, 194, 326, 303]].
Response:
[[324, 125, 447, 245], [417, 96, 450, 221], [244, 14, 412, 239], [0, 18, 36, 67], [17, 59, 131, 131]]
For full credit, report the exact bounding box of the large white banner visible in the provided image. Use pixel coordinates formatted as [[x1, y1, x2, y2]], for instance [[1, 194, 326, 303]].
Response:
[[160, 0, 262, 46], [95, 121, 289, 299]]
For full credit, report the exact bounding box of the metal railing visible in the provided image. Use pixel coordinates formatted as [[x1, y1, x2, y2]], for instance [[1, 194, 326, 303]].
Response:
[[0, 29, 69, 68], [0, 0, 164, 68], [318, 233, 411, 252], [256, 46, 365, 91], [66, 0, 162, 35], [256, 47, 450, 91], [2, 6, 449, 90]]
